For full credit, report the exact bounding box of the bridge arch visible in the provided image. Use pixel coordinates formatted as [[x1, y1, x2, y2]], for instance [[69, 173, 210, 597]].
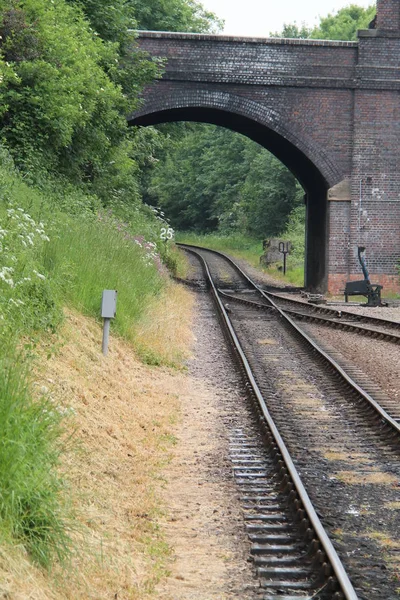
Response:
[[129, 89, 346, 292], [129, 89, 343, 191]]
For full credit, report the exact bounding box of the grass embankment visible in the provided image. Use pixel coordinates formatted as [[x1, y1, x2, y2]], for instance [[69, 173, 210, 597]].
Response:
[[177, 230, 305, 287], [1, 306, 194, 599], [0, 148, 194, 596]]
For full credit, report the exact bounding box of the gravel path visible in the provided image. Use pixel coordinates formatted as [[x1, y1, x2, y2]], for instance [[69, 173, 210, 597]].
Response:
[[157, 290, 262, 599]]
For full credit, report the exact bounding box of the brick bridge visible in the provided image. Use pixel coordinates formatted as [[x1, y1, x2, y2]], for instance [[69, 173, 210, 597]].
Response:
[[129, 0, 400, 294]]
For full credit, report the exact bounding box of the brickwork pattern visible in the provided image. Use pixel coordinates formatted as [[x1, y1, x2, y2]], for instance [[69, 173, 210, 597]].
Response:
[[132, 0, 400, 293], [377, 0, 400, 30]]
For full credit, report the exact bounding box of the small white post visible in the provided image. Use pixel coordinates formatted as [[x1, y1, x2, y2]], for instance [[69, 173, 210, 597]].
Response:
[[100, 290, 117, 356]]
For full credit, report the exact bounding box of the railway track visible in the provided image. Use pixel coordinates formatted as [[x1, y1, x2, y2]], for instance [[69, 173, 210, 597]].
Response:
[[219, 289, 400, 344], [178, 243, 400, 600]]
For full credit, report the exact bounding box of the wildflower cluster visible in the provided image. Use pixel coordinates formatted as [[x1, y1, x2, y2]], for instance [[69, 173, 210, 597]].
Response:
[[0, 206, 48, 287], [0, 203, 60, 334], [97, 209, 169, 276]]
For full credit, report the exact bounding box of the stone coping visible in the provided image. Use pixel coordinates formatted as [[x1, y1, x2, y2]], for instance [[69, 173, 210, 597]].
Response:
[[135, 30, 358, 47]]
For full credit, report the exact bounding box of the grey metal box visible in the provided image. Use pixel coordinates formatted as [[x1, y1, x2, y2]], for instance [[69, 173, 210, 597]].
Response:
[[101, 290, 117, 318]]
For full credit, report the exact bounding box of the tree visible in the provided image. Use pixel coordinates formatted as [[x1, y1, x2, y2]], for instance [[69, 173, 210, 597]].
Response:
[[310, 4, 376, 41], [0, 0, 161, 210], [131, 0, 223, 33], [270, 23, 311, 39], [147, 124, 302, 236]]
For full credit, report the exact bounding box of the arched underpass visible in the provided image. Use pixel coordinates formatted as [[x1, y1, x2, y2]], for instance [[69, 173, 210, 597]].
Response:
[[130, 104, 331, 292]]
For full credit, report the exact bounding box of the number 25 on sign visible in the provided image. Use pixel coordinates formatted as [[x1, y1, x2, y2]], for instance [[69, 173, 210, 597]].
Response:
[[160, 227, 174, 241]]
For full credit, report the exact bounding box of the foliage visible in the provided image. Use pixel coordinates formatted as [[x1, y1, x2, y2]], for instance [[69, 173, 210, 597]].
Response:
[[272, 4, 376, 41], [0, 355, 71, 567], [148, 124, 302, 237], [310, 4, 376, 41], [282, 205, 306, 266], [176, 231, 264, 268], [271, 23, 312, 38], [66, 0, 137, 43], [0, 0, 159, 208], [0, 145, 178, 565], [131, 0, 223, 33]]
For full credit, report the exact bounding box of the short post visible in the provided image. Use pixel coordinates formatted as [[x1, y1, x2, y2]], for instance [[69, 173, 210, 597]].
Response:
[[101, 290, 117, 356], [278, 242, 290, 276]]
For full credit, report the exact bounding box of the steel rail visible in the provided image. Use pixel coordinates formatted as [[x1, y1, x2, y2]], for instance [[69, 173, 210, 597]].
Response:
[[178, 243, 400, 436], [219, 289, 400, 344], [183, 245, 359, 600], [177, 243, 400, 331], [267, 291, 400, 331]]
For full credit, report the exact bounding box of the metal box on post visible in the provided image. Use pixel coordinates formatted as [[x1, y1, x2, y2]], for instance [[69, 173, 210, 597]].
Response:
[[101, 290, 117, 319]]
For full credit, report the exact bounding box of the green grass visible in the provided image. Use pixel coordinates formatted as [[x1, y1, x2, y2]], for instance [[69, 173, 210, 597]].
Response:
[[0, 352, 72, 567], [263, 265, 305, 287], [0, 147, 174, 568], [176, 232, 264, 267], [44, 215, 164, 342]]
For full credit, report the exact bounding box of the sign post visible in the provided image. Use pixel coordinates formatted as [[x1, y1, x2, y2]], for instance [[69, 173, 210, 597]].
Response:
[[101, 290, 117, 356], [278, 242, 290, 276]]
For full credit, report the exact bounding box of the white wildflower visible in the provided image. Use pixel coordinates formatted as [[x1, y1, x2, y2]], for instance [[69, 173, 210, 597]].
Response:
[[33, 269, 46, 280], [0, 271, 14, 287], [9, 298, 24, 306]]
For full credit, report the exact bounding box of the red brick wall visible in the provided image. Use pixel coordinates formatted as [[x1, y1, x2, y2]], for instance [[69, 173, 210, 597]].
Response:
[[377, 0, 400, 30], [133, 29, 400, 294]]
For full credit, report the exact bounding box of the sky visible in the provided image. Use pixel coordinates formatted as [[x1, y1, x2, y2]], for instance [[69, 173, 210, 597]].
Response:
[[200, 0, 374, 37]]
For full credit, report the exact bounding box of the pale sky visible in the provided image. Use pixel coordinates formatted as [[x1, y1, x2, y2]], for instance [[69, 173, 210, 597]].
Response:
[[200, 0, 374, 37]]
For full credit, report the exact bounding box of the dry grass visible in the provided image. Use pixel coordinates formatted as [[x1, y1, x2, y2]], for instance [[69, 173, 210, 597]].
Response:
[[133, 283, 195, 367], [366, 531, 400, 550], [324, 451, 372, 463], [335, 471, 398, 485], [0, 285, 194, 599], [257, 339, 277, 346]]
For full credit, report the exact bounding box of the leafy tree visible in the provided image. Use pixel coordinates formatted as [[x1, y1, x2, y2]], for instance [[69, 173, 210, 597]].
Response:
[[0, 0, 159, 209], [310, 4, 376, 40], [131, 0, 223, 33], [271, 23, 311, 39], [240, 149, 302, 238], [148, 124, 301, 236], [271, 4, 376, 41], [65, 0, 137, 43]]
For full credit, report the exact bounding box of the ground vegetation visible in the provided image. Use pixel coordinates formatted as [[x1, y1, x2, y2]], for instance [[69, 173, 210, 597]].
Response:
[[0, 0, 216, 583]]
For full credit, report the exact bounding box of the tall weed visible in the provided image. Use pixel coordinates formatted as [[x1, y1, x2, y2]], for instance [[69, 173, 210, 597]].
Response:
[[0, 353, 72, 567], [45, 213, 164, 340]]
